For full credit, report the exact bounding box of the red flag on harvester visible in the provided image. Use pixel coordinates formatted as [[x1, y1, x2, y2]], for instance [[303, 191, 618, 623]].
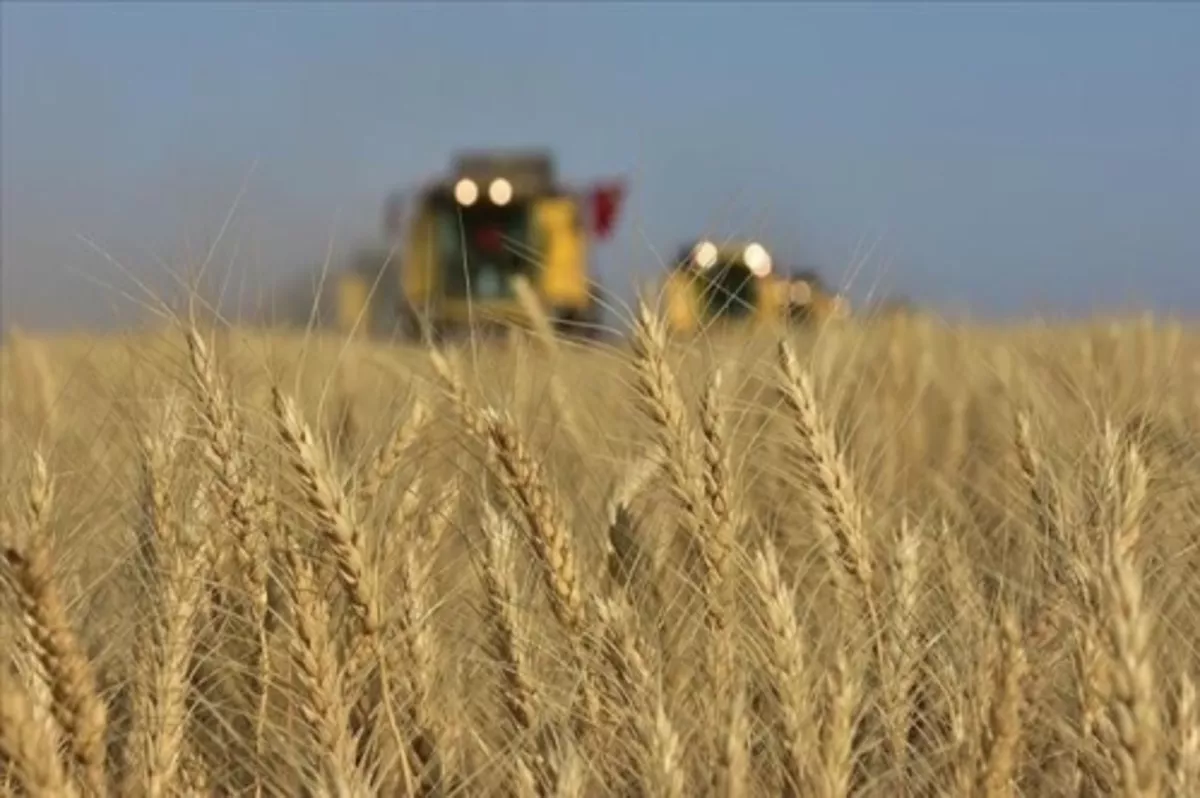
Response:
[[588, 180, 626, 240]]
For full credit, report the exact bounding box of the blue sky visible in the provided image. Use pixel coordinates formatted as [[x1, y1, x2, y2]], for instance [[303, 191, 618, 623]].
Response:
[[2, 1, 1198, 330]]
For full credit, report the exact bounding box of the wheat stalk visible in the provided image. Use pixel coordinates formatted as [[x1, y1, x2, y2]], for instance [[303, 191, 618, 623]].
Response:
[[0, 666, 80, 798], [752, 537, 816, 795], [2, 508, 109, 796]]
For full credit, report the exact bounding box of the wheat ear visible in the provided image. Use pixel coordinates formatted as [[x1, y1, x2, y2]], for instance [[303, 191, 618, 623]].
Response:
[[2, 514, 109, 795], [0, 666, 80, 798]]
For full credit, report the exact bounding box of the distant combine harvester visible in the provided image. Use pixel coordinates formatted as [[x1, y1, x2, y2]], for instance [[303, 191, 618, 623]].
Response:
[[303, 148, 893, 345], [656, 238, 852, 336], [323, 149, 627, 343]]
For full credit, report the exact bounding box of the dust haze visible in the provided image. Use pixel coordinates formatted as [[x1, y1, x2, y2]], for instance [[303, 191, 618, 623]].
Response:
[[0, 146, 386, 333]]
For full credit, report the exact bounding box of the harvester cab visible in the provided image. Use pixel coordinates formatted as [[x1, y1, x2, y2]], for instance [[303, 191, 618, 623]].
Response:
[[385, 150, 626, 341], [662, 238, 784, 334]]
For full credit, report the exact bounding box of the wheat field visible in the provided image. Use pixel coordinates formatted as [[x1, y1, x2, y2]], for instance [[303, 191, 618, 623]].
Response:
[[2, 304, 1199, 797]]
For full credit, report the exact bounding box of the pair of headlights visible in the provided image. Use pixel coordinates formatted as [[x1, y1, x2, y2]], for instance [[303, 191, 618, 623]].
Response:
[[690, 239, 773, 277], [454, 177, 513, 207]]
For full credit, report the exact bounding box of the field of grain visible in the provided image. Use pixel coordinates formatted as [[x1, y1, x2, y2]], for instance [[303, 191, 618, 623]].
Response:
[[2, 306, 1199, 797]]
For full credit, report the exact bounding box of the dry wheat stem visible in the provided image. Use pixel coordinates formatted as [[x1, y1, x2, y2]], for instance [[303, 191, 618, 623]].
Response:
[[272, 386, 381, 639], [0, 523, 60, 770], [0, 667, 81, 798], [122, 478, 213, 798], [430, 344, 600, 769], [776, 340, 874, 590], [1103, 546, 1163, 798], [8, 309, 1200, 798], [695, 365, 740, 737], [1171, 672, 1199, 797], [479, 406, 586, 639], [431, 348, 588, 640], [481, 501, 540, 736], [629, 302, 738, 748], [882, 518, 921, 774], [2, 512, 109, 797], [358, 393, 431, 509], [753, 537, 816, 795], [27, 449, 52, 531], [979, 609, 1028, 798], [283, 547, 375, 797], [648, 699, 686, 798], [603, 451, 664, 596], [270, 384, 418, 794], [184, 325, 274, 789], [776, 339, 885, 707], [1014, 410, 1082, 599], [628, 300, 707, 530], [820, 649, 861, 798], [698, 366, 736, 588], [134, 393, 187, 575], [594, 593, 685, 797], [719, 681, 750, 798], [384, 535, 446, 790], [184, 325, 271, 599], [947, 693, 975, 797], [777, 343, 873, 585]]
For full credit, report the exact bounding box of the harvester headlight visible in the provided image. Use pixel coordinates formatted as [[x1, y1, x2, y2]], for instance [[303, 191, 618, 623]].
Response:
[[790, 281, 813, 305], [488, 177, 513, 206], [692, 240, 719, 270], [743, 242, 772, 277], [454, 178, 479, 206]]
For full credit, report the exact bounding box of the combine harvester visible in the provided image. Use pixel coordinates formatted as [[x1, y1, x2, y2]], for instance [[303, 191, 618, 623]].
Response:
[[333, 149, 627, 342], [658, 238, 851, 336]]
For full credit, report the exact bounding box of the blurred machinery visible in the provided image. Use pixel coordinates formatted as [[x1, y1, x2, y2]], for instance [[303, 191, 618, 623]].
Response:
[[660, 238, 850, 335], [334, 150, 626, 341], [780, 267, 852, 324]]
